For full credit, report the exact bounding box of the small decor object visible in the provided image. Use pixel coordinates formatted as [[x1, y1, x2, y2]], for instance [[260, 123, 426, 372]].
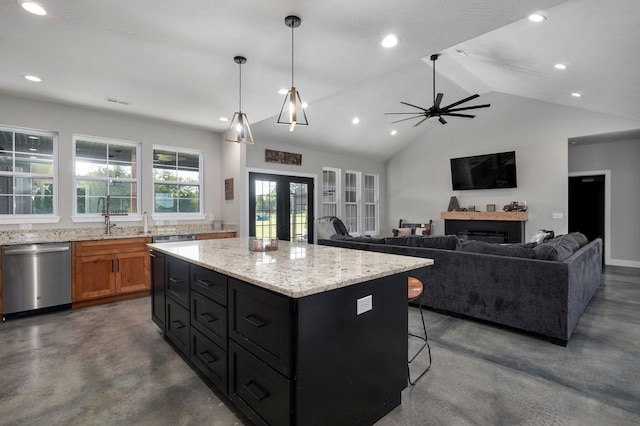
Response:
[[487, 204, 496, 212], [503, 201, 527, 212], [248, 237, 278, 252], [467, 205, 475, 212], [447, 196, 460, 212], [225, 178, 234, 200], [265, 149, 302, 165]]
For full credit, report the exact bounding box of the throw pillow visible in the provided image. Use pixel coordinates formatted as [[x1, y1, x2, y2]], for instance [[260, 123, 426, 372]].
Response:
[[569, 232, 589, 247], [415, 227, 427, 235], [396, 227, 412, 236], [533, 235, 577, 261]]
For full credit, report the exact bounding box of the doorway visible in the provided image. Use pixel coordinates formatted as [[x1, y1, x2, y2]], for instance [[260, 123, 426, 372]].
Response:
[[568, 174, 605, 262], [249, 172, 314, 242]]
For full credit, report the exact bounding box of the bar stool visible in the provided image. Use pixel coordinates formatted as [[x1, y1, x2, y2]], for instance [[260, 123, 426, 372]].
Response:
[[408, 276, 432, 385]]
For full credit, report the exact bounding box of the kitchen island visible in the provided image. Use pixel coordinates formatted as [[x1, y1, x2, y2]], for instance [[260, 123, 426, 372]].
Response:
[[149, 238, 433, 426]]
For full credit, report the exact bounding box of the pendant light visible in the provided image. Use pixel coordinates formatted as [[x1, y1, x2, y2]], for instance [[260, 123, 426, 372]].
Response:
[[225, 56, 254, 144], [277, 15, 308, 131]]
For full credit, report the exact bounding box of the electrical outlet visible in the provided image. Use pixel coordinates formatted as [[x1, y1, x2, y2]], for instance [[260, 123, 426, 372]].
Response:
[[357, 295, 373, 315], [156, 220, 164, 226], [19, 223, 33, 230], [170, 220, 178, 225], [209, 214, 214, 221]]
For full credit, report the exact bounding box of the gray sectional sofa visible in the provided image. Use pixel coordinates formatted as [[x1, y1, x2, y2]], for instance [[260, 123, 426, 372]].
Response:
[[319, 233, 602, 345]]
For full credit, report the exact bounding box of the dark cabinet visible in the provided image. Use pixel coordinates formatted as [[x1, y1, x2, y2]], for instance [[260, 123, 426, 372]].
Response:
[[150, 250, 165, 330], [165, 296, 190, 355], [166, 256, 190, 308], [191, 327, 228, 392]]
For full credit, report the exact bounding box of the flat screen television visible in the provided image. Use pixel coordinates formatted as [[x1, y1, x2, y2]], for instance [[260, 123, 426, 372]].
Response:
[[450, 151, 517, 190]]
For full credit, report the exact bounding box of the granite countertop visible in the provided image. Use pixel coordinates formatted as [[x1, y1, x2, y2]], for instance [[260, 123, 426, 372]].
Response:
[[148, 238, 433, 298], [0, 225, 236, 246]]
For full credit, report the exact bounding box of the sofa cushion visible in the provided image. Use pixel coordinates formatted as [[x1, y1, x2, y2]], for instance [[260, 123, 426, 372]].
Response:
[[384, 235, 459, 250], [569, 232, 589, 247], [456, 239, 536, 259], [330, 235, 386, 244], [534, 235, 578, 261]]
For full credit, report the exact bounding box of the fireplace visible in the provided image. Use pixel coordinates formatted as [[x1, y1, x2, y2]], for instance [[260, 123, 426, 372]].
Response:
[[441, 211, 528, 244]]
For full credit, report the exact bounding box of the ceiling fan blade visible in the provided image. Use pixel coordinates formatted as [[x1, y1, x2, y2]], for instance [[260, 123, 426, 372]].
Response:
[[438, 116, 447, 125], [441, 94, 479, 110], [413, 117, 429, 127], [400, 101, 430, 112], [434, 93, 443, 109], [442, 112, 476, 118], [445, 104, 491, 113], [385, 112, 428, 115], [391, 115, 425, 124]]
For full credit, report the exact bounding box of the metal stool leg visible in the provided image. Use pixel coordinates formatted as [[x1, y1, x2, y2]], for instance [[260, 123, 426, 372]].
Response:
[[408, 301, 431, 385]]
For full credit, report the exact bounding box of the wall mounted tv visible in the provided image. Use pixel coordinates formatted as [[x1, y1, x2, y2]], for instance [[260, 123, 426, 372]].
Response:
[[450, 151, 517, 190]]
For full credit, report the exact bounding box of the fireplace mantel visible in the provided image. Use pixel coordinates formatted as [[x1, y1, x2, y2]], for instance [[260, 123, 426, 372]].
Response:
[[441, 211, 528, 243], [440, 211, 528, 221]]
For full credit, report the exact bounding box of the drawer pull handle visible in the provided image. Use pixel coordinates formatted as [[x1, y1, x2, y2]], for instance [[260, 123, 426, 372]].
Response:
[[198, 351, 217, 365], [243, 381, 268, 401], [197, 279, 216, 287], [169, 277, 184, 284], [171, 320, 185, 329], [243, 315, 267, 328], [199, 312, 217, 323]]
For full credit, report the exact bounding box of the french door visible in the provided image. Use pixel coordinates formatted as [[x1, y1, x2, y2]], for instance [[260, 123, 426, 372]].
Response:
[[249, 172, 314, 242]]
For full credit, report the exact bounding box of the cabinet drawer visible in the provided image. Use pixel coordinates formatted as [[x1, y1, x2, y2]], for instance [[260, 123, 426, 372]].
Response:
[[191, 290, 227, 349], [166, 257, 190, 308], [166, 296, 190, 356], [191, 327, 228, 394], [229, 341, 292, 426], [191, 265, 227, 306], [229, 279, 293, 377]]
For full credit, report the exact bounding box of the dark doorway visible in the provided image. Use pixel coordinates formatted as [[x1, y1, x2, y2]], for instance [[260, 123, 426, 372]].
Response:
[[249, 172, 314, 242], [569, 174, 605, 262]]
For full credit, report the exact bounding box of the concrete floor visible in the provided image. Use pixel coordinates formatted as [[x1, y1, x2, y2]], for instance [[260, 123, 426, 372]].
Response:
[[0, 265, 639, 425]]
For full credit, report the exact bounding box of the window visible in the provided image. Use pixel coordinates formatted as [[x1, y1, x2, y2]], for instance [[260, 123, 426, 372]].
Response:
[[0, 126, 57, 219], [74, 136, 140, 217], [344, 170, 361, 234], [364, 173, 379, 235], [322, 167, 340, 217], [153, 146, 203, 216]]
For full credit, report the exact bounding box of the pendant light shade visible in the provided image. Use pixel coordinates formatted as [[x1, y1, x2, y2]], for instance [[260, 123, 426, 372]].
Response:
[[277, 15, 308, 131], [225, 56, 254, 144]]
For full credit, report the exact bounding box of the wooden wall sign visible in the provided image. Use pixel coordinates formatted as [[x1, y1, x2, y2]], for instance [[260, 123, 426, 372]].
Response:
[[265, 149, 302, 166], [225, 178, 234, 200]]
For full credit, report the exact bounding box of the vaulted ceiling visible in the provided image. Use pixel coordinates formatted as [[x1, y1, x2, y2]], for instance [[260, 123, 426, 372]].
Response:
[[2, 0, 639, 161]]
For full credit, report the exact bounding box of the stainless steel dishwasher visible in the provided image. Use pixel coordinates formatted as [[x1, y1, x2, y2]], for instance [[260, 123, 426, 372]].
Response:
[[2, 242, 72, 320]]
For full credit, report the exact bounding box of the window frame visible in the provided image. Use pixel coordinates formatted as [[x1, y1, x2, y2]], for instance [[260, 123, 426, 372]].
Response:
[[363, 173, 379, 236], [322, 167, 341, 218], [71, 134, 141, 223], [344, 170, 361, 235], [152, 145, 205, 221], [0, 124, 60, 224]]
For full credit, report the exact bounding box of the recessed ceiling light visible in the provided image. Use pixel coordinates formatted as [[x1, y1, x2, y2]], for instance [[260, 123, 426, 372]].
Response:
[[352, 117, 360, 125], [571, 92, 582, 98], [23, 74, 42, 82], [278, 88, 288, 95], [554, 63, 567, 70], [219, 117, 229, 122], [528, 13, 546, 22], [19, 1, 47, 16], [381, 34, 398, 48], [390, 130, 397, 136]]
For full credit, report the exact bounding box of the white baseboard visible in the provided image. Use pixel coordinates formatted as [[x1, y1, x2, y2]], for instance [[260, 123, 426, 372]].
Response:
[[607, 259, 640, 268]]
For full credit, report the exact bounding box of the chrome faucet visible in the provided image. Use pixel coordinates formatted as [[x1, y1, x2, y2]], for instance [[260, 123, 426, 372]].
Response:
[[105, 195, 116, 235]]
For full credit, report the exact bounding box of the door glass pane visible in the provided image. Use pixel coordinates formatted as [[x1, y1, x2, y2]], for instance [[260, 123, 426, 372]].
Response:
[[290, 182, 309, 242], [255, 179, 277, 239]]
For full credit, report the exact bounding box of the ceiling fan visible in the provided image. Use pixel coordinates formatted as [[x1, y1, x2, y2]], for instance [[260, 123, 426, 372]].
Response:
[[385, 54, 490, 125]]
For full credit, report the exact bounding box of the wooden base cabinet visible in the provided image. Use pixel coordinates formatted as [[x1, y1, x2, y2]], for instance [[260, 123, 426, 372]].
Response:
[[73, 237, 151, 307]]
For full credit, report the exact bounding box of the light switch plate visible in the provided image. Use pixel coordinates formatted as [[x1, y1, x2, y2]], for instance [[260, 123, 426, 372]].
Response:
[[552, 212, 563, 219], [357, 295, 373, 315]]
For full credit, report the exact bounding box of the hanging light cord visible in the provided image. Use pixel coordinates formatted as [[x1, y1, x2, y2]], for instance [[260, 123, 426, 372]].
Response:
[[238, 61, 243, 112], [432, 56, 436, 105], [290, 24, 295, 87]]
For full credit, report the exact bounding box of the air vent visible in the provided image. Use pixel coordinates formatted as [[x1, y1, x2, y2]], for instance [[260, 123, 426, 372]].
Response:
[[104, 97, 131, 106]]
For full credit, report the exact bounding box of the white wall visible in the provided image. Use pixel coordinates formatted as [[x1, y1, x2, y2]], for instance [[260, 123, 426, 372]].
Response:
[[385, 92, 640, 240], [0, 94, 222, 231], [569, 136, 640, 266], [242, 137, 386, 237]]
